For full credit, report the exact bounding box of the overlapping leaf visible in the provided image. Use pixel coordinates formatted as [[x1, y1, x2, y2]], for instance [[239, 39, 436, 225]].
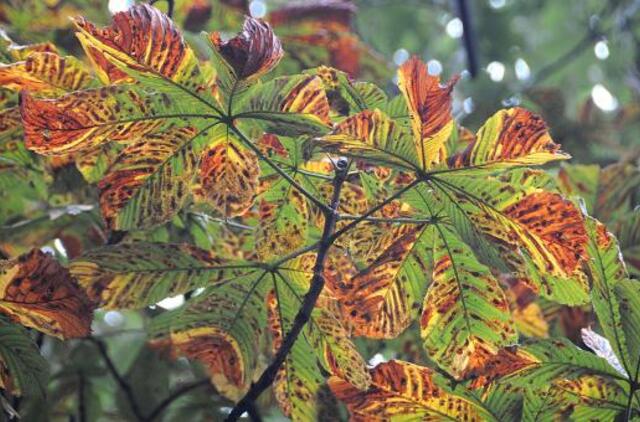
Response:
[[329, 360, 496, 421], [70, 242, 255, 309], [0, 317, 48, 398], [0, 249, 93, 338], [420, 225, 516, 378], [317, 108, 419, 170], [234, 74, 331, 136], [430, 172, 589, 304], [447, 107, 571, 173], [194, 131, 260, 218], [329, 223, 434, 338]]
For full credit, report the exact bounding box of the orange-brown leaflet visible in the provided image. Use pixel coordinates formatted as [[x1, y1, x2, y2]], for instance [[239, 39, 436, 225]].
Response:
[[281, 75, 331, 123], [465, 346, 536, 388], [257, 133, 288, 157], [0, 249, 93, 338], [504, 192, 587, 274], [329, 360, 486, 420], [198, 142, 259, 217], [335, 225, 425, 338], [73, 4, 188, 83], [399, 55, 457, 138], [153, 333, 243, 388], [20, 86, 160, 155], [449, 108, 561, 168], [98, 126, 197, 229], [210, 17, 283, 79]]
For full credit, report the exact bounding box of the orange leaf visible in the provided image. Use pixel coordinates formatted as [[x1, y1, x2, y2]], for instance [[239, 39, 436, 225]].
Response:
[[397, 56, 458, 169], [0, 249, 93, 339]]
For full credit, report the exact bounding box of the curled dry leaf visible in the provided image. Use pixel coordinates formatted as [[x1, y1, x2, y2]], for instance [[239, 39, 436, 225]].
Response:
[[210, 17, 283, 80]]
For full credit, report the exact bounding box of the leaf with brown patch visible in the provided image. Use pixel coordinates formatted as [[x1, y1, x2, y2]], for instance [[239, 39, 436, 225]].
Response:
[[329, 360, 496, 421], [397, 56, 458, 170], [0, 249, 93, 339]]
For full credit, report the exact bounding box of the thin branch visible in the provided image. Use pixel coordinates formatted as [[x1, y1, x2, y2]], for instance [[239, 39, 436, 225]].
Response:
[[145, 379, 211, 421], [229, 125, 332, 214], [456, 0, 479, 78], [330, 179, 421, 242], [78, 371, 87, 422], [625, 356, 640, 421], [225, 161, 350, 421], [88, 338, 145, 421], [338, 214, 435, 224]]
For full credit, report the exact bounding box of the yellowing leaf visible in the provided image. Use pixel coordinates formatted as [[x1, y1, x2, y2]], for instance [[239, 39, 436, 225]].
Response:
[[0, 249, 93, 339], [329, 360, 496, 421], [448, 108, 570, 172], [420, 225, 516, 379], [70, 242, 254, 309], [151, 326, 248, 400], [236, 74, 331, 136], [149, 269, 270, 401], [317, 109, 419, 170], [20, 86, 184, 155], [196, 138, 259, 218], [432, 174, 589, 304], [0, 52, 92, 96], [97, 126, 200, 230], [256, 181, 309, 260], [332, 224, 433, 338], [73, 4, 207, 91], [397, 56, 458, 169]]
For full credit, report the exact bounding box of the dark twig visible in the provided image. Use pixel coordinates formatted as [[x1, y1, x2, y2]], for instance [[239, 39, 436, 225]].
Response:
[[246, 402, 262, 422], [624, 356, 640, 421], [226, 161, 350, 421], [106, 230, 127, 245], [148, 0, 174, 17], [455, 0, 479, 78], [78, 371, 87, 422], [145, 379, 211, 421], [88, 338, 145, 421]]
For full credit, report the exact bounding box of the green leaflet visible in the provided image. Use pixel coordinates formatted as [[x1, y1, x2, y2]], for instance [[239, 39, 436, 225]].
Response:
[[234, 74, 331, 137], [0, 316, 48, 398], [585, 217, 635, 377], [149, 269, 270, 401], [430, 171, 589, 305], [70, 242, 256, 309], [314, 108, 420, 171], [421, 224, 517, 379], [498, 338, 626, 387]]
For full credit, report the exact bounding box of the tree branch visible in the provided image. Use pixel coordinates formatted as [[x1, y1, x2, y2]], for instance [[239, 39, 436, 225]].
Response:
[[78, 371, 87, 422], [88, 338, 145, 421], [145, 379, 211, 421], [225, 160, 350, 421], [456, 0, 479, 78], [229, 125, 332, 214]]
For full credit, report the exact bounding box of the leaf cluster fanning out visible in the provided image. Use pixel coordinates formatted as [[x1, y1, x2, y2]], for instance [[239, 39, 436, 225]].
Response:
[[0, 3, 639, 421]]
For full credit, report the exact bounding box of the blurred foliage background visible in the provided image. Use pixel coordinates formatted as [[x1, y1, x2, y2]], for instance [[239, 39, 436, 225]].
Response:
[[1, 0, 639, 420]]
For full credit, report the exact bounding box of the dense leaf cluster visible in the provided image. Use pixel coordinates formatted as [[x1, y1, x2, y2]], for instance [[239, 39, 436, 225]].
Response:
[[0, 2, 639, 421]]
